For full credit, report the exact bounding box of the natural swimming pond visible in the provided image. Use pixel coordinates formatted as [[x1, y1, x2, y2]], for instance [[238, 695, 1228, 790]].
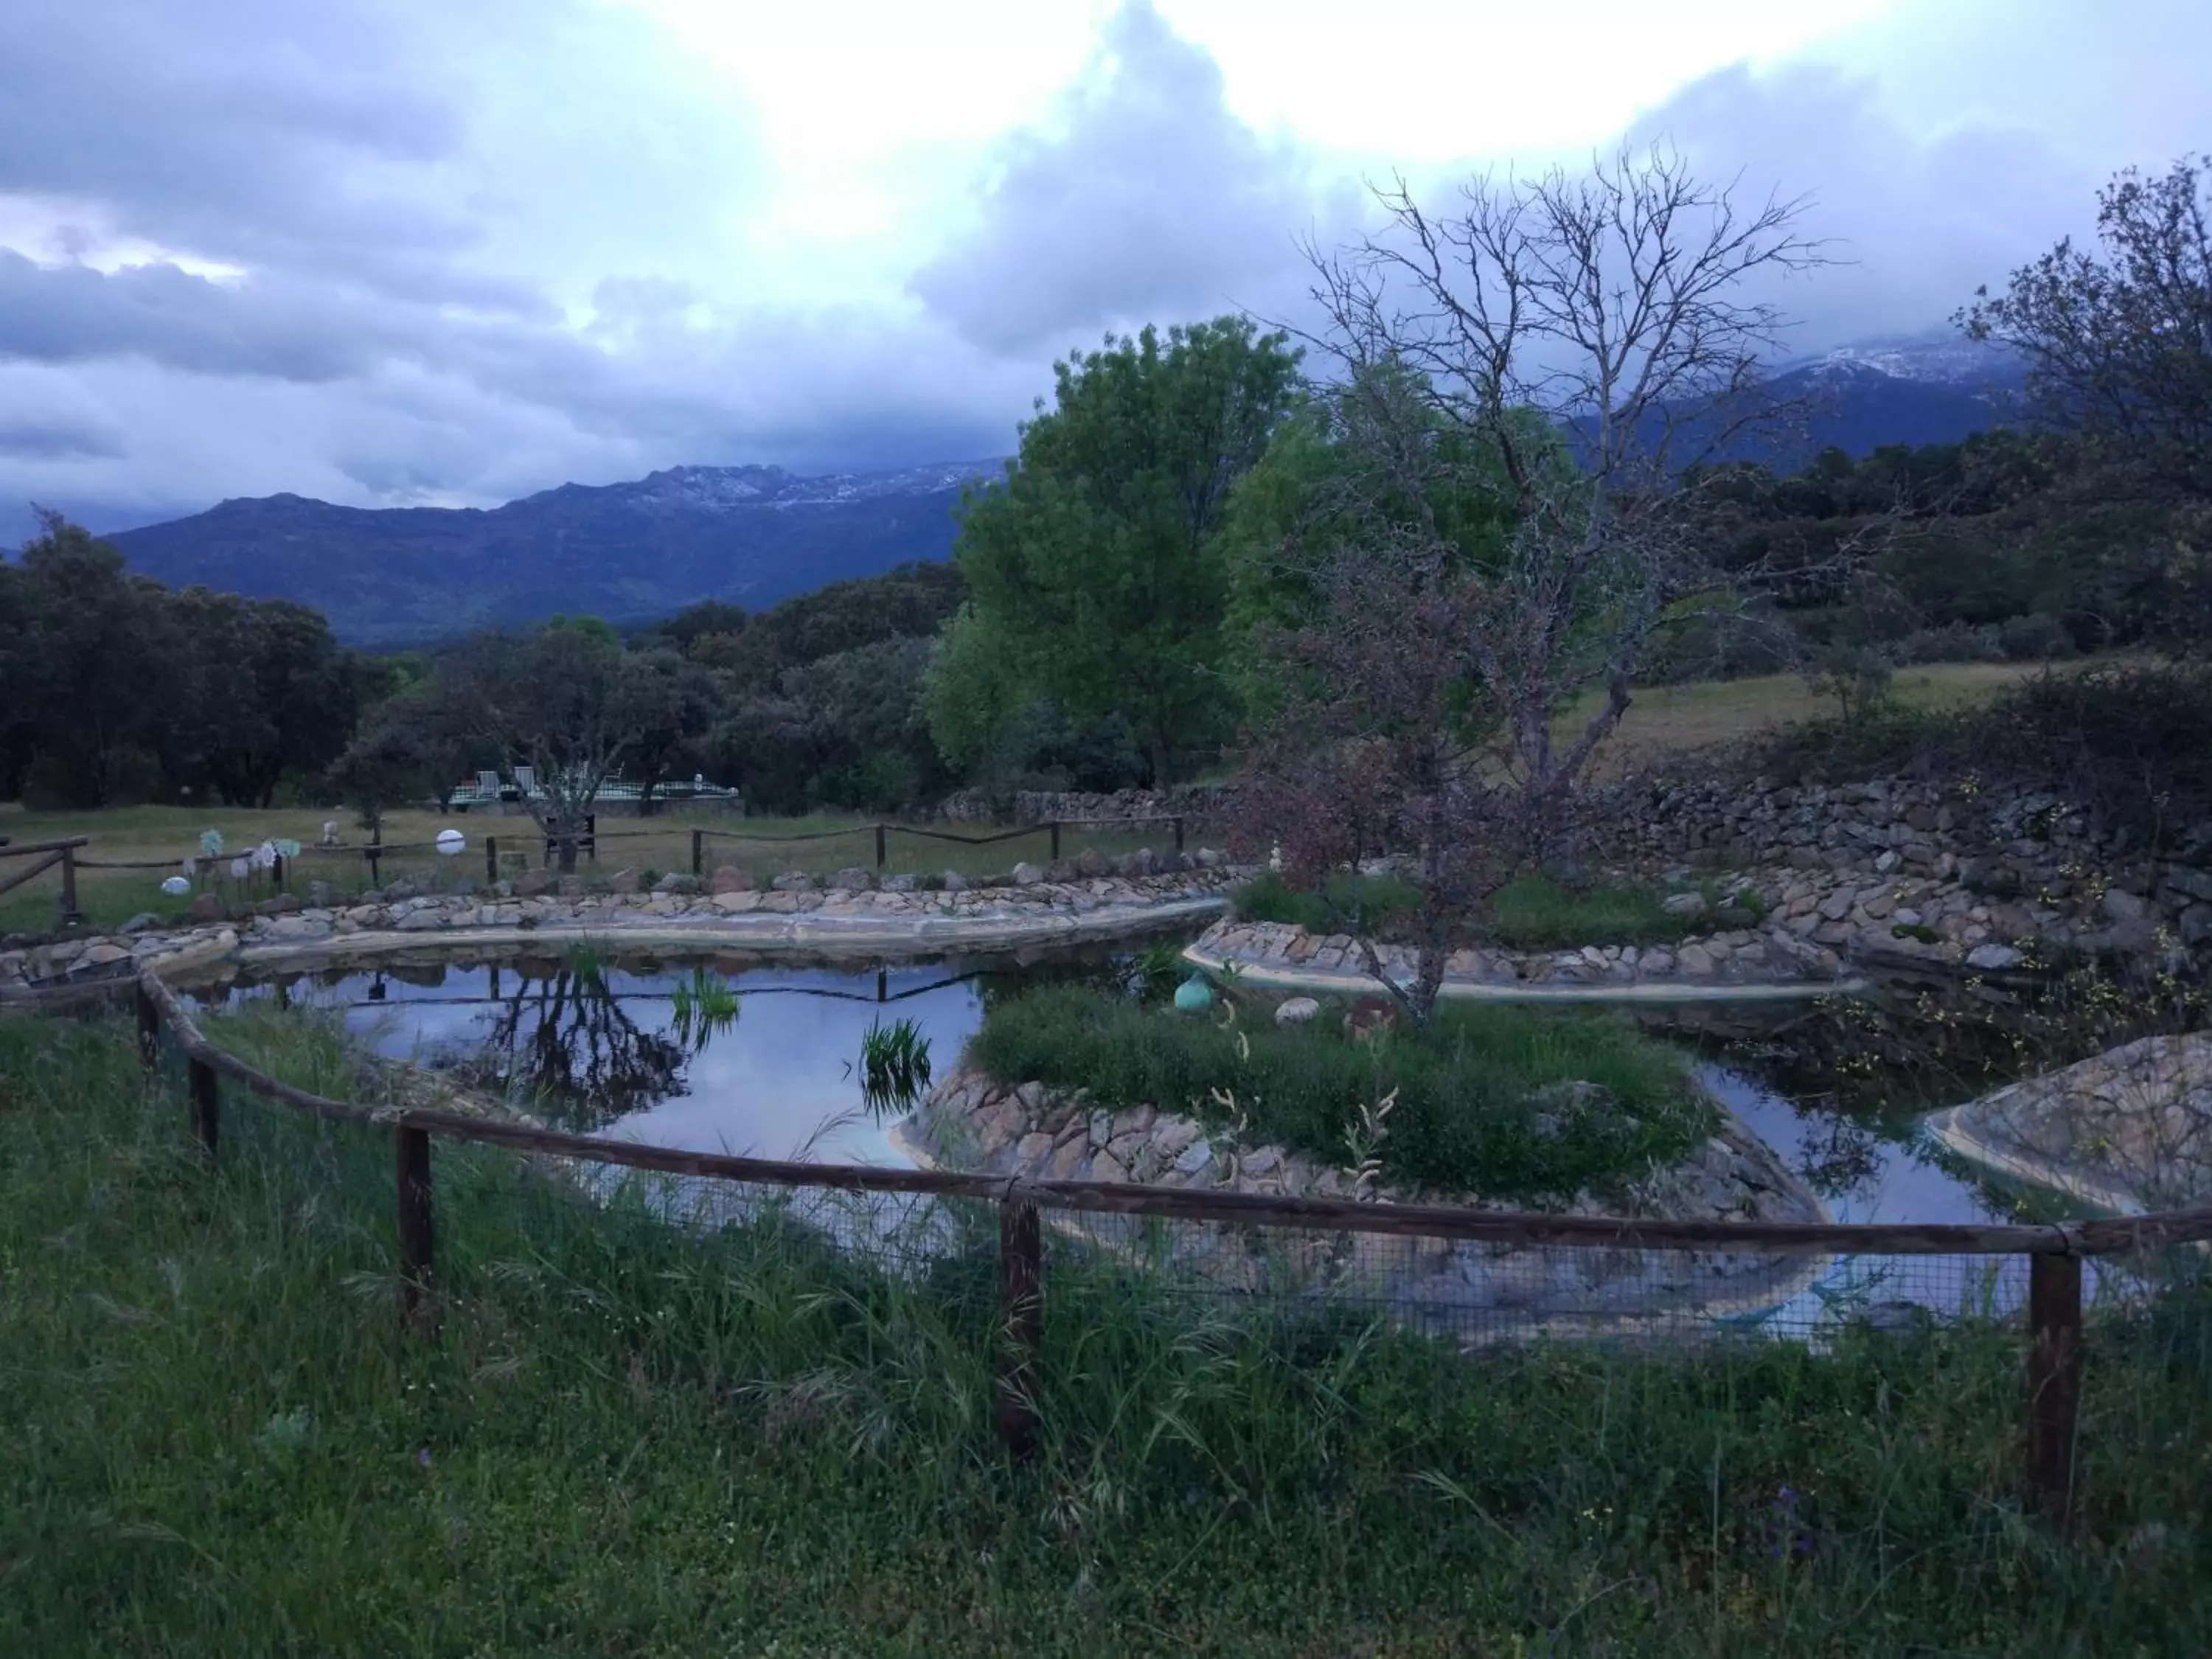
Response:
[[182, 947, 2031, 1239]]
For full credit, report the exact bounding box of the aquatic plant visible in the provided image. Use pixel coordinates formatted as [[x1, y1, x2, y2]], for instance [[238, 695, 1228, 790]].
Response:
[[858, 1017, 932, 1113], [669, 967, 740, 1050], [562, 938, 607, 990]]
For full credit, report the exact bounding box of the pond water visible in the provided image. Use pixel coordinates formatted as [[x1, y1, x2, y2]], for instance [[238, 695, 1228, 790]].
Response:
[[178, 947, 2090, 1331]]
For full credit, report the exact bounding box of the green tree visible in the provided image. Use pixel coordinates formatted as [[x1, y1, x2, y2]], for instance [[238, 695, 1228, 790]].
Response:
[[430, 625, 691, 872], [929, 316, 1301, 787]]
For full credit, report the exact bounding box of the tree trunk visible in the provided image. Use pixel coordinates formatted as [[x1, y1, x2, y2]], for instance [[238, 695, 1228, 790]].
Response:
[[1149, 733, 1173, 790], [557, 832, 578, 874]]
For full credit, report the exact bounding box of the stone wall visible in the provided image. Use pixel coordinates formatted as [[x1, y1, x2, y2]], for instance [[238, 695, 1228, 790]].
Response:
[[1586, 773, 2212, 951], [908, 1066, 1829, 1336], [935, 784, 1231, 827]]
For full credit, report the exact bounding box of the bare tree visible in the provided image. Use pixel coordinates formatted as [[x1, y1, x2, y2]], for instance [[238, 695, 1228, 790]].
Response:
[[1296, 144, 1846, 848]]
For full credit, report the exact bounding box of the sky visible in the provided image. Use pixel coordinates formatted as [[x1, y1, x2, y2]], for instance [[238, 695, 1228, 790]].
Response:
[[0, 0, 2204, 541]]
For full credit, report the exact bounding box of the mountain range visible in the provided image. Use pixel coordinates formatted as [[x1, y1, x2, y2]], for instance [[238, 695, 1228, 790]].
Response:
[[100, 331, 2027, 646]]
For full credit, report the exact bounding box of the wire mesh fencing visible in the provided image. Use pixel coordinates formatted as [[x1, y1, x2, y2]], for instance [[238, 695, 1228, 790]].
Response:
[[132, 967, 2212, 1534]]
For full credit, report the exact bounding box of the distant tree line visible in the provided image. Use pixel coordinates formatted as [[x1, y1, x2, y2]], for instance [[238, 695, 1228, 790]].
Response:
[[0, 512, 380, 809]]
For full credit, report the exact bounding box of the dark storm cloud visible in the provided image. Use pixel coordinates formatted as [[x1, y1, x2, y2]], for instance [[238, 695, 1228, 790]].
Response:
[[0, 420, 125, 462], [908, 1, 1345, 356], [1622, 60, 2105, 352], [0, 252, 401, 380]]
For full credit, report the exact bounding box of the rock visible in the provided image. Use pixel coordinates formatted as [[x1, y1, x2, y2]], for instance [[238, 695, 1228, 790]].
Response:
[[1046, 859, 1079, 884], [1677, 942, 1717, 976], [79, 942, 132, 967], [1816, 889, 1855, 923], [827, 867, 874, 892], [1010, 861, 1045, 887], [2182, 904, 2212, 947], [1274, 995, 1321, 1026], [881, 873, 918, 893], [188, 894, 228, 922], [307, 880, 333, 908], [1075, 846, 1110, 878], [1859, 891, 1895, 921], [1660, 891, 1708, 919], [940, 872, 968, 893], [608, 868, 641, 894], [653, 872, 701, 895], [516, 872, 552, 897], [118, 912, 161, 935], [709, 866, 755, 894], [1194, 846, 1226, 869], [1091, 1149, 1130, 1184], [1965, 942, 2025, 971], [1172, 1139, 1214, 1178], [771, 870, 818, 893], [2102, 888, 2149, 923], [2166, 863, 2212, 905]]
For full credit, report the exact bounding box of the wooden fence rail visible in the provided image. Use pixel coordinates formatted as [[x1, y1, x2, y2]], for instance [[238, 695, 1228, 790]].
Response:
[[0, 835, 86, 926], [130, 964, 2208, 1523]]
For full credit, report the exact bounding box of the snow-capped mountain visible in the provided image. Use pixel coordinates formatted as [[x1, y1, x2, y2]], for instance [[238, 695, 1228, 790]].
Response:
[[107, 459, 1007, 644]]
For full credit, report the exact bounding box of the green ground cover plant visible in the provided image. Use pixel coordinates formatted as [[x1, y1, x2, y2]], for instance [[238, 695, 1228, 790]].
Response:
[[970, 984, 1714, 1201], [3, 1011, 2209, 1654], [1231, 870, 1761, 955]]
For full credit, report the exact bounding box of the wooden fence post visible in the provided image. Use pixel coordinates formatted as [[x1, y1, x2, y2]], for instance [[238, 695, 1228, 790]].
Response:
[[874, 822, 887, 870], [136, 981, 159, 1074], [366, 824, 383, 887], [396, 1124, 437, 1334], [1048, 821, 1061, 863], [58, 844, 82, 927], [692, 828, 704, 877], [2028, 1250, 2083, 1531], [486, 835, 498, 884], [187, 1055, 219, 1161], [1172, 815, 1185, 853], [585, 815, 597, 863], [997, 1183, 1043, 1458]]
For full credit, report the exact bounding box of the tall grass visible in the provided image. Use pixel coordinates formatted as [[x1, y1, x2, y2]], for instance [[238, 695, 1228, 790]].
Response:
[[3, 1012, 2211, 1652], [970, 985, 1714, 1201]]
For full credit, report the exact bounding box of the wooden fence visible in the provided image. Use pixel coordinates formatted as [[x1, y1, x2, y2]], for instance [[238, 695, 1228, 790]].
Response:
[[47, 813, 1194, 901], [129, 967, 2212, 1525], [0, 836, 87, 927]]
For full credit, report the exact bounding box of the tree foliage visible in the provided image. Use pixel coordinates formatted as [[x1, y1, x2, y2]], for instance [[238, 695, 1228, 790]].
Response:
[[1, 512, 367, 808], [930, 316, 1301, 785]]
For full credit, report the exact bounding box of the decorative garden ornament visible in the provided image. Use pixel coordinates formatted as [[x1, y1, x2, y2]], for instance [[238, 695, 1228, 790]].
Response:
[[1173, 974, 1215, 1014], [435, 829, 466, 857]]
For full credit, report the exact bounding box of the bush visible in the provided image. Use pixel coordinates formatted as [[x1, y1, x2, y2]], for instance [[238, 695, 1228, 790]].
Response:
[[1231, 869, 1424, 934], [1996, 612, 2078, 661], [1233, 870, 1725, 952], [969, 985, 1714, 1201]]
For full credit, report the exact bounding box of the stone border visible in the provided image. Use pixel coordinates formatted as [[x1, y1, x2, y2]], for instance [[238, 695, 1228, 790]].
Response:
[[0, 880, 1236, 1001], [899, 1065, 1834, 1340], [1922, 1033, 2212, 1221], [1183, 919, 1869, 1006]]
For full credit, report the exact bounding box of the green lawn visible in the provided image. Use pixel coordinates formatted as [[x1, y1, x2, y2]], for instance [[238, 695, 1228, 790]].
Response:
[[4, 1009, 2208, 1654], [0, 803, 1195, 939]]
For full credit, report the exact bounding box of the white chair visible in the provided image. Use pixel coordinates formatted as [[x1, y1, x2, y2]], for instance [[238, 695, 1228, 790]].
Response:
[[476, 770, 501, 800], [513, 765, 538, 796]]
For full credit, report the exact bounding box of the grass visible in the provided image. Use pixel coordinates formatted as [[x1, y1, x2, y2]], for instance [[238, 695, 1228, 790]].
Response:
[[1558, 658, 2106, 772], [1232, 870, 1762, 954], [4, 1009, 2211, 1653], [970, 984, 1716, 1202], [0, 803, 1194, 941]]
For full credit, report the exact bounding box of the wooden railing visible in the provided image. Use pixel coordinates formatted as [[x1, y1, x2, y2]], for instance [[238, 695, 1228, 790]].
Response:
[[0, 836, 87, 927], [129, 965, 2212, 1521]]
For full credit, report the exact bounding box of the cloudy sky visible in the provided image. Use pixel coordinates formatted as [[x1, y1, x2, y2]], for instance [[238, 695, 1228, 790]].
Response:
[[1, 0, 2204, 542]]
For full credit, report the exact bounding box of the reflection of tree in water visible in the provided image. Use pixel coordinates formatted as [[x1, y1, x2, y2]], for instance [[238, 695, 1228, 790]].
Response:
[[462, 967, 691, 1133]]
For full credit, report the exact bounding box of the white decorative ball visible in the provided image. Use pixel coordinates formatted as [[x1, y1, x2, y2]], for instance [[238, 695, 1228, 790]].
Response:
[[435, 829, 466, 858], [161, 876, 191, 897]]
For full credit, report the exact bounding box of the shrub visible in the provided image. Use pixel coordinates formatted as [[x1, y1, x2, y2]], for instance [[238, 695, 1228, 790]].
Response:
[[968, 986, 1714, 1202]]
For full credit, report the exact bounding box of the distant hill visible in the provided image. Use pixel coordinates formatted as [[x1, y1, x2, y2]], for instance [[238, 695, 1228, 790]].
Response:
[[98, 331, 2028, 647], [105, 461, 1004, 645]]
